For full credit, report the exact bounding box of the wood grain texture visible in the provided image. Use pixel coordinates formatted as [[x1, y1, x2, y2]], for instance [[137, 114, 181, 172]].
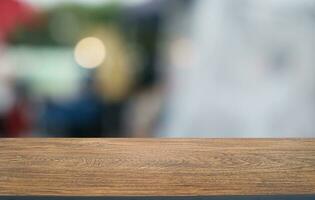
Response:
[[0, 139, 314, 196]]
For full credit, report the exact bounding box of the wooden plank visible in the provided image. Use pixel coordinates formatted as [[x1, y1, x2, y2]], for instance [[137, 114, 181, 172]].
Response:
[[0, 196, 315, 200], [0, 139, 314, 196]]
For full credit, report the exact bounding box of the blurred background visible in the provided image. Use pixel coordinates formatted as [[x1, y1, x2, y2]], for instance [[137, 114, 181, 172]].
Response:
[[0, 0, 315, 138]]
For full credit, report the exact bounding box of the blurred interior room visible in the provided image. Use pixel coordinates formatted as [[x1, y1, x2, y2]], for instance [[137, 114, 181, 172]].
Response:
[[0, 0, 315, 138]]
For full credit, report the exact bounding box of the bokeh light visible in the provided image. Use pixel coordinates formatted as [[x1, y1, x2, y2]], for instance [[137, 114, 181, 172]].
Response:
[[74, 37, 106, 69]]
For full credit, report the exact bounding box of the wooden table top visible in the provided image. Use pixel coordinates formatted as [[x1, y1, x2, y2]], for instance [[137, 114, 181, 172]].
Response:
[[0, 139, 314, 196]]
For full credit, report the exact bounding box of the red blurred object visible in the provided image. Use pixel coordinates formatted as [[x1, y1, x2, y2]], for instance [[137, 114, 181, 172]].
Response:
[[0, 0, 36, 42], [6, 101, 32, 137]]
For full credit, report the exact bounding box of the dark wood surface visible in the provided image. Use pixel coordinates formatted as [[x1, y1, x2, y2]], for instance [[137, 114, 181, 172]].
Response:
[[0, 139, 314, 196]]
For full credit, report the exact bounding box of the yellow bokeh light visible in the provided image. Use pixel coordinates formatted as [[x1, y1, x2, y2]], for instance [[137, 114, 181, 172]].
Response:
[[74, 37, 106, 69]]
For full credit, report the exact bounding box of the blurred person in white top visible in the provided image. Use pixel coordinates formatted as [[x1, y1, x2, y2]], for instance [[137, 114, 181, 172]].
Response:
[[157, 0, 315, 137]]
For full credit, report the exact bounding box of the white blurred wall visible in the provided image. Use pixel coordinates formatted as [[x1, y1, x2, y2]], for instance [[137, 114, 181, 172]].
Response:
[[159, 0, 315, 137]]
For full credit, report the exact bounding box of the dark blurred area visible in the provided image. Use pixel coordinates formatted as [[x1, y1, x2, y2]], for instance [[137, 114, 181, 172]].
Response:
[[0, 0, 315, 138]]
